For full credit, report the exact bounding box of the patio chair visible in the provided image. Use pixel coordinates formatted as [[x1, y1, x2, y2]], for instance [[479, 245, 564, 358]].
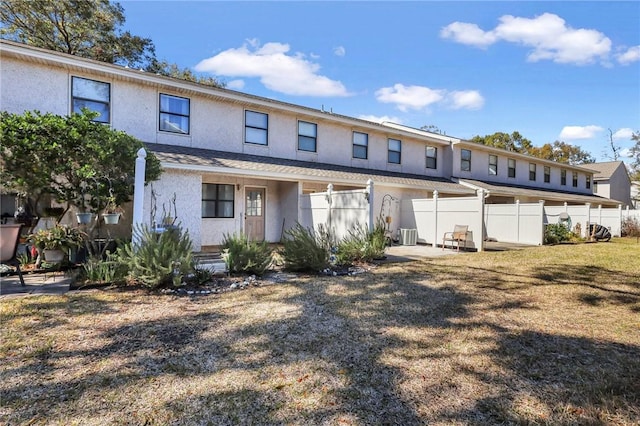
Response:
[[442, 224, 469, 251], [0, 224, 26, 286]]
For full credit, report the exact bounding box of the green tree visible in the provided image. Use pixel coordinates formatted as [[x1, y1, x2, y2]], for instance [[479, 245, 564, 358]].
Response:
[[470, 131, 534, 154], [0, 110, 162, 217], [0, 0, 224, 87], [630, 131, 640, 181], [527, 141, 595, 165]]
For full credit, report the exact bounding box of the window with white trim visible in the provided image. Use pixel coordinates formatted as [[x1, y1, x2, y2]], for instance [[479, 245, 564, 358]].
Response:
[[72, 76, 110, 123], [561, 169, 567, 185], [544, 166, 550, 183], [529, 163, 536, 181], [586, 175, 591, 189], [572, 171, 578, 187]]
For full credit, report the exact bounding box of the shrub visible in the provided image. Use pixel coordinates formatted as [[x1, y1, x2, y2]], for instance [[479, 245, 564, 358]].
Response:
[[221, 232, 273, 276], [116, 224, 193, 288], [621, 216, 640, 241], [80, 253, 127, 285], [280, 223, 333, 272], [544, 223, 573, 244], [336, 222, 387, 265]]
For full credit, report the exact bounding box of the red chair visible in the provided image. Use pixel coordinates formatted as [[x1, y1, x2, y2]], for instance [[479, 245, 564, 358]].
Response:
[[1, 224, 26, 286]]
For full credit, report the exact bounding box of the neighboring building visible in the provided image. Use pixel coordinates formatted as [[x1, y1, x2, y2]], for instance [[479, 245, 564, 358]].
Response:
[[590, 161, 633, 208], [631, 181, 640, 209], [0, 40, 621, 249]]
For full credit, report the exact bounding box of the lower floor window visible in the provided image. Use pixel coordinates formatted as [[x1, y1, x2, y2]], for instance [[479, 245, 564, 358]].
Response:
[[202, 183, 234, 218]]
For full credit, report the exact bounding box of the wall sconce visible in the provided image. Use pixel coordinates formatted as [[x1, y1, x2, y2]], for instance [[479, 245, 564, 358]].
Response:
[[236, 183, 241, 190]]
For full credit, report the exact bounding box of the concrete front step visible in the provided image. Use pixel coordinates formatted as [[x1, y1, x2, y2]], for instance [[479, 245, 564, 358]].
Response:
[[193, 252, 227, 274]]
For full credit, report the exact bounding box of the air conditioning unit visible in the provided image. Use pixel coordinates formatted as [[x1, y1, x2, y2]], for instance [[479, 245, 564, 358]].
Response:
[[400, 228, 417, 246]]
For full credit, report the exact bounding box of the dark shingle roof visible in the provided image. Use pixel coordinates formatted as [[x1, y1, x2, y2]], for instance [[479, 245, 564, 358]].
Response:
[[459, 179, 622, 206], [589, 161, 626, 180], [146, 143, 476, 194]]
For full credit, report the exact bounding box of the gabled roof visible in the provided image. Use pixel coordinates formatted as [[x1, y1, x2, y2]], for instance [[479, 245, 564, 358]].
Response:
[[589, 161, 628, 180], [147, 143, 476, 194], [458, 178, 622, 206]]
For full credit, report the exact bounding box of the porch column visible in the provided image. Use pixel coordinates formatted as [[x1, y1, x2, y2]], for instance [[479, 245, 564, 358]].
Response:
[[477, 189, 485, 252], [132, 148, 146, 246], [366, 179, 374, 232]]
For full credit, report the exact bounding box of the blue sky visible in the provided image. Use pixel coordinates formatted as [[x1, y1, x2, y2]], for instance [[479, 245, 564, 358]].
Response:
[[120, 1, 639, 162]]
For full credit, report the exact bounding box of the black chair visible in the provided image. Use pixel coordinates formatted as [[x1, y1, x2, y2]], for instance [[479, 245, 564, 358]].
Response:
[[1, 224, 26, 286]]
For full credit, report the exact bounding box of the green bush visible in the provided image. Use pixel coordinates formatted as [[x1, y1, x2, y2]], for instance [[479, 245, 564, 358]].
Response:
[[116, 224, 193, 288], [81, 253, 127, 285], [336, 222, 387, 265], [544, 223, 573, 244], [221, 232, 273, 276], [280, 223, 333, 272]]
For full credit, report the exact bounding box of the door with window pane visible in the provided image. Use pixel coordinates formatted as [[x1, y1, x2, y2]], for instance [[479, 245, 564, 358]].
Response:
[[245, 188, 265, 241]]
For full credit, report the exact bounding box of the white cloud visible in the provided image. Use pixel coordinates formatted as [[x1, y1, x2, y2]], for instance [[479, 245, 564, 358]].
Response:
[[333, 46, 346, 57], [616, 45, 640, 65], [559, 125, 604, 140], [446, 90, 485, 110], [358, 115, 403, 124], [619, 147, 632, 158], [441, 13, 612, 65], [195, 40, 350, 97], [375, 84, 446, 112], [613, 128, 634, 140], [439, 22, 497, 48], [226, 79, 245, 90], [375, 84, 483, 112]]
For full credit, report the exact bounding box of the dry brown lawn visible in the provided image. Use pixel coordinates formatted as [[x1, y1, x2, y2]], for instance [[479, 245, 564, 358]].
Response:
[[1, 238, 639, 425]]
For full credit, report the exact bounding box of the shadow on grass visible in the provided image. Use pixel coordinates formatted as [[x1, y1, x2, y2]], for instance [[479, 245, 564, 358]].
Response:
[[2, 257, 639, 424]]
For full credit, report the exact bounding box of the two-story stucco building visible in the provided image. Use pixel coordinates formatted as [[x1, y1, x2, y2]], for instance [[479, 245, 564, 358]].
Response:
[[0, 40, 621, 250]]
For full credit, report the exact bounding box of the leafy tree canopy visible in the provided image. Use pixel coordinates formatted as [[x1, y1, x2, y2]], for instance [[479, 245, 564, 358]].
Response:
[[0, 109, 162, 216], [0, 0, 224, 87], [630, 131, 640, 181], [470, 131, 534, 154], [470, 131, 595, 165], [527, 141, 595, 165]]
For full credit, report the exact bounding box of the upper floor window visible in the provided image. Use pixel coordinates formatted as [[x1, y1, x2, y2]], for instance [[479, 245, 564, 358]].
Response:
[[529, 163, 536, 181], [508, 158, 516, 178], [572, 171, 578, 187], [426, 146, 437, 169], [593, 181, 598, 193], [159, 94, 190, 134], [202, 183, 234, 218], [245, 110, 268, 145], [298, 121, 317, 152], [388, 138, 401, 164], [72, 76, 110, 123], [488, 155, 497, 176], [561, 169, 567, 185], [461, 149, 471, 171], [353, 131, 368, 159], [586, 175, 591, 189], [544, 166, 551, 183]]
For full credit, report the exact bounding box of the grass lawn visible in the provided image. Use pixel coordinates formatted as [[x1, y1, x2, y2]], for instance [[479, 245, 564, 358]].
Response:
[[1, 238, 639, 425]]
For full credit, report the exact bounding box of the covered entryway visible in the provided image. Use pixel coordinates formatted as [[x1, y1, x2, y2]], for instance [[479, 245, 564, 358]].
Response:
[[245, 187, 265, 241]]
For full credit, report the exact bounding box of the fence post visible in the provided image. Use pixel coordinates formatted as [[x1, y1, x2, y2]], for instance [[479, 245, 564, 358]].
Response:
[[515, 199, 521, 243], [585, 203, 591, 238], [326, 183, 333, 234], [366, 179, 374, 232], [433, 190, 439, 248], [538, 199, 545, 245], [477, 189, 485, 252]]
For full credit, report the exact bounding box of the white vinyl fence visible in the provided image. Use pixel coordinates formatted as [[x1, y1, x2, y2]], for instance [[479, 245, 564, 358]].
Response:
[[299, 184, 372, 241], [484, 201, 545, 245], [400, 190, 485, 250], [544, 204, 624, 237]]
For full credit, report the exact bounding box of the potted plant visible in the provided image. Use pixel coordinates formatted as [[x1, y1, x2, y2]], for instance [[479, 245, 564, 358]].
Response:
[[29, 225, 85, 264], [102, 195, 123, 225]]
